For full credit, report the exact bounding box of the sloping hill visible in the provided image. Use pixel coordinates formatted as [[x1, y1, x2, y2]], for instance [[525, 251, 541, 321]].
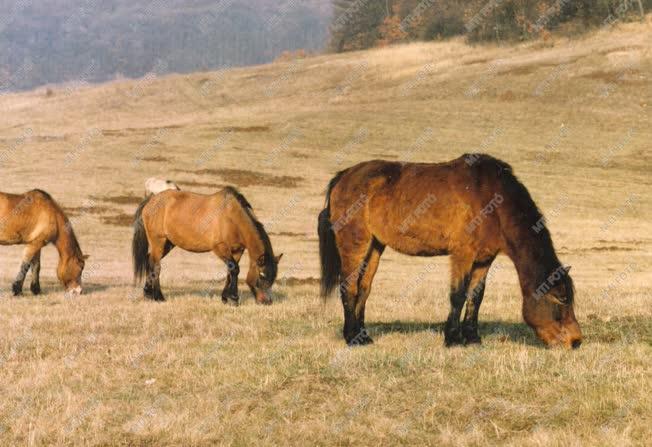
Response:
[[0, 17, 650, 446]]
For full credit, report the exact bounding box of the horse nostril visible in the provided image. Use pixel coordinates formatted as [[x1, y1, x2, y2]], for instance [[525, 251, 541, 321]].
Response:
[[571, 339, 582, 349]]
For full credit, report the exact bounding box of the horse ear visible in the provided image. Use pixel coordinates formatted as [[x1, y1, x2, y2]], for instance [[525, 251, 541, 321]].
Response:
[[275, 253, 283, 264], [563, 265, 571, 274], [82, 254, 90, 260]]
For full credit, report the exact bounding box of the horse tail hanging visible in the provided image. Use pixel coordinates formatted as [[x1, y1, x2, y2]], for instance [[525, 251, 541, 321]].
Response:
[[318, 170, 348, 298], [132, 196, 151, 284]]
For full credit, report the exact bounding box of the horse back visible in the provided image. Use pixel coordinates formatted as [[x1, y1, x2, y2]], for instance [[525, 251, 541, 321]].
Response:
[[0, 190, 58, 244], [142, 189, 241, 252], [328, 156, 507, 258]]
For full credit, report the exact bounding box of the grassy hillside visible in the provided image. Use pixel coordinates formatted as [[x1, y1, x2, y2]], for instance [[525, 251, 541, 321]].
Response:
[[0, 0, 331, 91], [0, 17, 651, 445]]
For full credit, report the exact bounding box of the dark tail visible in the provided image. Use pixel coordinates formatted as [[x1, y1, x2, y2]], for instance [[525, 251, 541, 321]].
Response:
[[132, 197, 151, 284], [319, 171, 346, 298]]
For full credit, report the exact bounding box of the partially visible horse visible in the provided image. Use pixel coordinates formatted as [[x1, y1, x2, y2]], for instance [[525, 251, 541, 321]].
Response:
[[0, 190, 88, 295], [145, 177, 180, 197], [319, 154, 582, 349], [132, 187, 282, 303]]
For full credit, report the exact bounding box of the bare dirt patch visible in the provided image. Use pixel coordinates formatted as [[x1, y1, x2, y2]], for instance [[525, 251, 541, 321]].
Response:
[[63, 205, 115, 217], [269, 231, 308, 237], [289, 151, 310, 159], [220, 125, 270, 133], [581, 69, 646, 84], [278, 277, 321, 287], [101, 213, 133, 227], [91, 194, 143, 206], [176, 168, 302, 188], [499, 90, 517, 101], [140, 155, 170, 162]]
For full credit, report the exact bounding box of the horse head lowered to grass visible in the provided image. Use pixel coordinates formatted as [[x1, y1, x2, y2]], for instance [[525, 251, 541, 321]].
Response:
[[318, 154, 581, 349]]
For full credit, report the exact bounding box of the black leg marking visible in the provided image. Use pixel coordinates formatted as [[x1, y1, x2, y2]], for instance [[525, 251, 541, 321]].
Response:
[[221, 260, 239, 305], [12, 262, 31, 296], [444, 275, 471, 347], [30, 251, 42, 295], [462, 279, 485, 345]]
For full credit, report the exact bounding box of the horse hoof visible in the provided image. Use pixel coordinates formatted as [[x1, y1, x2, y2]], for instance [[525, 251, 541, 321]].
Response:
[[464, 336, 482, 345], [444, 333, 465, 347], [345, 329, 374, 346], [461, 327, 481, 345], [144, 292, 165, 302], [30, 284, 41, 295], [222, 296, 239, 306], [12, 284, 22, 296]]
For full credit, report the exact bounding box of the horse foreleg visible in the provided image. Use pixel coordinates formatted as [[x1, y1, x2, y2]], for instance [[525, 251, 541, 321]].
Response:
[[214, 244, 242, 305], [29, 249, 42, 295], [12, 244, 41, 296], [221, 259, 240, 304], [444, 256, 473, 347], [461, 259, 494, 345]]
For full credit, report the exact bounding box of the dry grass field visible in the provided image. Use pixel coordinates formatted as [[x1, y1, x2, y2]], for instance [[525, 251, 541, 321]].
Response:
[[1, 16, 651, 446]]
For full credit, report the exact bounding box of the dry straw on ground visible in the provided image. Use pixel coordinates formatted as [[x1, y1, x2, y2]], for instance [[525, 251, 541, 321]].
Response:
[[0, 17, 651, 446]]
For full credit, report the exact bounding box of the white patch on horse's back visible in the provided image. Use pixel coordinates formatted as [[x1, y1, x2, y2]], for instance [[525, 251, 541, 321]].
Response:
[[145, 177, 180, 196]]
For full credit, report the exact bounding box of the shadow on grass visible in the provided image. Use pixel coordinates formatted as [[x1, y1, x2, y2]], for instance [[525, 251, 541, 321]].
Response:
[[367, 320, 541, 346], [162, 281, 290, 305], [367, 315, 652, 347], [81, 282, 112, 294], [1, 281, 112, 298]]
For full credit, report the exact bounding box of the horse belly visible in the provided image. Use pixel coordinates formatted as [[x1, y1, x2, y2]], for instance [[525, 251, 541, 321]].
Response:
[[165, 228, 214, 253], [369, 209, 450, 257]]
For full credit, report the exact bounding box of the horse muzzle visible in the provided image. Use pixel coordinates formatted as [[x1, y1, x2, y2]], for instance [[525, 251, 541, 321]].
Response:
[[255, 290, 272, 305], [65, 286, 83, 297]]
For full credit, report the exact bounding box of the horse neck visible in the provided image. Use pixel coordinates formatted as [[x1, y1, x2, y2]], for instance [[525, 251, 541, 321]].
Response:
[[502, 212, 561, 297], [53, 213, 80, 264], [238, 209, 271, 263]]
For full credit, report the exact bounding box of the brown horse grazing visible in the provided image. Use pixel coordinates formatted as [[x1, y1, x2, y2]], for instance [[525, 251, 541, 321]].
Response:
[[132, 187, 282, 304], [319, 154, 582, 349], [0, 190, 88, 295]]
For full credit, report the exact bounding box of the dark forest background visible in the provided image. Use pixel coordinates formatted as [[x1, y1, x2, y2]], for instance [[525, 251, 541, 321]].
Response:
[[0, 0, 332, 91], [1, 0, 648, 92]]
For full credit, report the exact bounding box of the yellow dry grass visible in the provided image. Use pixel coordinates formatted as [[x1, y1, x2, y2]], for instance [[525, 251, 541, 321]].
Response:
[[0, 16, 651, 446]]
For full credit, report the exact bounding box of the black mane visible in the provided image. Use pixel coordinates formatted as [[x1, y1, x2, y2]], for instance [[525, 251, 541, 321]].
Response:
[[223, 186, 276, 280]]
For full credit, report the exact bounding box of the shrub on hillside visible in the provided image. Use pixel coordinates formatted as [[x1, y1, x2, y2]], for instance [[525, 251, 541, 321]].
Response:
[[329, 0, 649, 50]]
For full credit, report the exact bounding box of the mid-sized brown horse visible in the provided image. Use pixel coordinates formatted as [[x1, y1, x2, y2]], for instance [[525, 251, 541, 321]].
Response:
[[0, 189, 88, 295], [319, 154, 582, 349], [133, 186, 282, 304]]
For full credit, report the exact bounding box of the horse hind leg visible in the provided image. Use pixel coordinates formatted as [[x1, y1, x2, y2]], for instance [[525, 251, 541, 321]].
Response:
[[444, 255, 473, 347], [29, 249, 42, 295], [144, 237, 167, 301], [12, 244, 41, 296], [461, 258, 494, 345], [339, 236, 384, 346]]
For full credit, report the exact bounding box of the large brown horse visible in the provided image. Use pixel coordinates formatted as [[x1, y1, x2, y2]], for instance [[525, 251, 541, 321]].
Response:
[[319, 154, 582, 349], [132, 187, 282, 303], [0, 189, 87, 295]]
